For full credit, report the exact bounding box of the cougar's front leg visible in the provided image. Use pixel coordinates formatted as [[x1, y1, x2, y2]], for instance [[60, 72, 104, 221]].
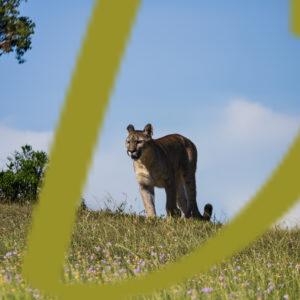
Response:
[[139, 184, 156, 217]]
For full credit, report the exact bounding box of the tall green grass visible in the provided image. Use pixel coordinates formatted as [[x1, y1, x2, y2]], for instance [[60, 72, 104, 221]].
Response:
[[0, 203, 299, 299]]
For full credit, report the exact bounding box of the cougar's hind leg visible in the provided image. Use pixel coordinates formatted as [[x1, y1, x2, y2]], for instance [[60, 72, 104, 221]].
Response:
[[182, 141, 202, 219], [183, 172, 202, 219], [165, 179, 181, 217]]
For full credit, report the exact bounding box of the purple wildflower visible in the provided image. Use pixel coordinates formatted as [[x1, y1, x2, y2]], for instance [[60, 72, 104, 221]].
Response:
[[201, 287, 213, 293], [133, 266, 141, 274]]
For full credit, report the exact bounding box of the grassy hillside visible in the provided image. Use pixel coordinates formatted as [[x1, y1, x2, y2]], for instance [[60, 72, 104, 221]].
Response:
[[0, 203, 299, 299]]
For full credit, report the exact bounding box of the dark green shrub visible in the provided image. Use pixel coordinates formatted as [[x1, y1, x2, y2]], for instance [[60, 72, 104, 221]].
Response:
[[0, 144, 48, 203]]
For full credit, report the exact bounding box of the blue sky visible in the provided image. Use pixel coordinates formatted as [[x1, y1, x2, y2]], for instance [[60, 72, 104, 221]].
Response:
[[1, 1, 300, 225]]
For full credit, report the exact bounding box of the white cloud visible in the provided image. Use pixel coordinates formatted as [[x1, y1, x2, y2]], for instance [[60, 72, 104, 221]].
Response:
[[0, 125, 52, 168], [197, 99, 299, 169], [223, 99, 299, 146]]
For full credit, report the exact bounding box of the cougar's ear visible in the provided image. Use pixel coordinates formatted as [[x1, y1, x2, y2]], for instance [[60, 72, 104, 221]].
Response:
[[143, 123, 153, 137], [127, 124, 135, 133]]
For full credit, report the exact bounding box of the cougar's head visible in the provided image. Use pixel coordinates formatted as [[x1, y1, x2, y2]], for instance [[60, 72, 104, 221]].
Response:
[[125, 123, 153, 160]]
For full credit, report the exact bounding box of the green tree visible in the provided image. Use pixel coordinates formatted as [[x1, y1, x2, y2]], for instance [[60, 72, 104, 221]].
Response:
[[0, 145, 48, 203], [0, 0, 35, 63]]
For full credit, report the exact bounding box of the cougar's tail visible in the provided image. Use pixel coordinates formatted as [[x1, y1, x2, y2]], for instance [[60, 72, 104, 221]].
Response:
[[202, 203, 213, 221]]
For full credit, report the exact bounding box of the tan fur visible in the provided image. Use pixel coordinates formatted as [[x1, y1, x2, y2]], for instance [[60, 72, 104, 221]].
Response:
[[125, 124, 212, 220]]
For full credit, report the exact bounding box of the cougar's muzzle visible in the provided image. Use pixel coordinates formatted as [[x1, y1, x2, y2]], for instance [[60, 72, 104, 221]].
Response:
[[127, 149, 141, 160]]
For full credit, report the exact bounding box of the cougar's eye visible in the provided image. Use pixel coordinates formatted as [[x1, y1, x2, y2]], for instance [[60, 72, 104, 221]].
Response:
[[137, 140, 142, 144]]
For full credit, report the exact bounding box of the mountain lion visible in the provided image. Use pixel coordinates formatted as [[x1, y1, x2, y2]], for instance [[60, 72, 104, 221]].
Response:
[[125, 123, 212, 220]]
